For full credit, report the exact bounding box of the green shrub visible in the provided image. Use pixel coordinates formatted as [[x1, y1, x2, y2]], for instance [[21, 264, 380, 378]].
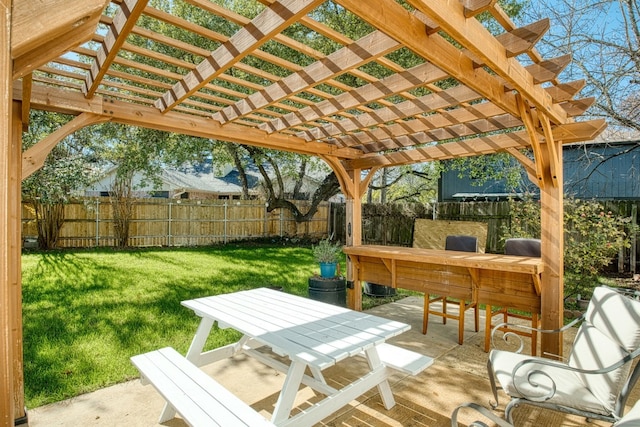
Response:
[[503, 196, 633, 299]]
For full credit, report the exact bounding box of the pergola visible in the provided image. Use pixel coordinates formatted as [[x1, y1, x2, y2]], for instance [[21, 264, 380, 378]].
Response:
[[0, 0, 605, 424]]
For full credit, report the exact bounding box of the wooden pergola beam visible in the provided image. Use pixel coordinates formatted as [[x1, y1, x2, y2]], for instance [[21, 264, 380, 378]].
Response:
[[11, 0, 108, 79], [333, 102, 509, 148], [261, 62, 448, 133], [155, 0, 324, 113], [212, 30, 400, 124], [354, 114, 523, 153], [22, 113, 110, 180], [526, 54, 572, 84], [400, 0, 569, 124], [298, 85, 482, 141], [18, 83, 364, 160], [497, 19, 549, 58], [344, 119, 607, 169], [545, 80, 586, 102], [84, 0, 149, 97], [334, 0, 523, 121]]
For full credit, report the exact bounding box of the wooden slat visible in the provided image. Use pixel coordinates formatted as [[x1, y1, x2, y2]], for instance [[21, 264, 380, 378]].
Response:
[[463, 0, 496, 17], [84, 0, 149, 97], [335, 0, 523, 120], [155, 0, 324, 112], [212, 30, 400, 124], [344, 119, 607, 169], [12, 0, 107, 79], [560, 97, 595, 117], [525, 54, 572, 84], [545, 80, 586, 102], [298, 85, 482, 142], [261, 62, 447, 133], [401, 0, 569, 123], [496, 19, 549, 58], [334, 102, 509, 148]]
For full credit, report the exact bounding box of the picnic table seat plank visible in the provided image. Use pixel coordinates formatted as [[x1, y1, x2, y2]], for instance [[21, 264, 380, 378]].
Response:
[[131, 347, 275, 427]]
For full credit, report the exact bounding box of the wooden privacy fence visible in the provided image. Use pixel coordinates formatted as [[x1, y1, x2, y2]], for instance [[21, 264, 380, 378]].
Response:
[[22, 198, 330, 248]]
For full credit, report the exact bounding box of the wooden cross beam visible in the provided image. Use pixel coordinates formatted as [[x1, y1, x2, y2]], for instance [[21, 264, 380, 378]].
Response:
[[344, 119, 607, 169], [155, 0, 324, 113], [211, 30, 400, 124], [260, 62, 448, 133], [400, 0, 568, 123], [297, 85, 483, 141], [84, 0, 149, 97], [332, 102, 509, 148]]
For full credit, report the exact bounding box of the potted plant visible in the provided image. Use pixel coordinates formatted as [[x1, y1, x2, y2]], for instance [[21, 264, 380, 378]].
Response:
[[312, 238, 342, 278]]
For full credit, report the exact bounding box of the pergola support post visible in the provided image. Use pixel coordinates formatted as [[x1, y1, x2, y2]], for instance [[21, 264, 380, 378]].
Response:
[[539, 138, 564, 356], [345, 169, 362, 310], [1, 0, 15, 423]]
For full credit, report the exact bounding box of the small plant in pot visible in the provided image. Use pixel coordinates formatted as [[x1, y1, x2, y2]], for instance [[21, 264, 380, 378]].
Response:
[[312, 239, 342, 278]]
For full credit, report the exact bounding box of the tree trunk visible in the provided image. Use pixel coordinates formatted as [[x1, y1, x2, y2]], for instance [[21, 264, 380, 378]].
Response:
[[34, 201, 65, 250]]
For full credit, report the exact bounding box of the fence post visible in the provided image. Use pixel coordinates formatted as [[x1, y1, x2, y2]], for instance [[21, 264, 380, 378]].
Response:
[[224, 201, 228, 244], [263, 202, 268, 237], [95, 199, 99, 248], [279, 209, 283, 237], [168, 201, 172, 247]]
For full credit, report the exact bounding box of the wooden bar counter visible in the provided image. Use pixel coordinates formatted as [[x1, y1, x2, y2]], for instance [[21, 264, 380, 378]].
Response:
[[343, 245, 543, 323]]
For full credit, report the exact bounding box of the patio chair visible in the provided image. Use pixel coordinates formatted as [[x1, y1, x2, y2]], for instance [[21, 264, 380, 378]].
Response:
[[486, 286, 640, 424], [423, 235, 479, 345], [484, 238, 541, 354], [451, 399, 640, 427]]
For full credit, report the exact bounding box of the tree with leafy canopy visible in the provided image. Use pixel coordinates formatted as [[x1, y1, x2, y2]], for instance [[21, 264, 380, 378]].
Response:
[[22, 111, 99, 249], [91, 122, 216, 247]]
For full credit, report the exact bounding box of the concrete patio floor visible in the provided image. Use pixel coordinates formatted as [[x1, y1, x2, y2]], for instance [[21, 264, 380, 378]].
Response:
[[28, 296, 631, 427]]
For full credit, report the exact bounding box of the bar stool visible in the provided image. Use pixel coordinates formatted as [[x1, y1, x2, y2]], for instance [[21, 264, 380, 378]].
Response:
[[423, 235, 479, 345], [484, 238, 541, 354]]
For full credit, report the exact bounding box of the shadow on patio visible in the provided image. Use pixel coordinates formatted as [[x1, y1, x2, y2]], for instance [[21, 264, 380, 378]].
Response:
[[29, 296, 626, 426]]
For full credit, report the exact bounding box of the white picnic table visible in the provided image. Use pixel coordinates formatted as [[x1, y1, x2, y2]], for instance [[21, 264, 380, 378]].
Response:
[[155, 287, 432, 427]]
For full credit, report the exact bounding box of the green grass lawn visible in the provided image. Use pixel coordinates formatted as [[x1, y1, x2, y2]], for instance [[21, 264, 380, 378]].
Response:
[[21, 243, 409, 408]]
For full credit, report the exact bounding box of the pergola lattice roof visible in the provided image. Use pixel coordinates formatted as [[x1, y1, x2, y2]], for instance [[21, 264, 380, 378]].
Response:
[[16, 0, 605, 180]]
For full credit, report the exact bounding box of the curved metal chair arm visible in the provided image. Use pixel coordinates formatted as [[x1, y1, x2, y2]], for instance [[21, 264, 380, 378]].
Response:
[[451, 402, 513, 427], [490, 314, 586, 353], [511, 346, 640, 402]]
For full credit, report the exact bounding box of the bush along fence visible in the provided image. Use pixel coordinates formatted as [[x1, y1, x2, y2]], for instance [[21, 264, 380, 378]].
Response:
[[21, 198, 330, 248]]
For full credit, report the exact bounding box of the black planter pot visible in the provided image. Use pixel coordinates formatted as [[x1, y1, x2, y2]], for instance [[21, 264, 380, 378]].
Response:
[[308, 276, 346, 307], [364, 282, 396, 297]]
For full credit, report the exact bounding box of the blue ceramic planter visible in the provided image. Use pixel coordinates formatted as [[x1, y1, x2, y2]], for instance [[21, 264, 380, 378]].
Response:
[[319, 262, 337, 278]]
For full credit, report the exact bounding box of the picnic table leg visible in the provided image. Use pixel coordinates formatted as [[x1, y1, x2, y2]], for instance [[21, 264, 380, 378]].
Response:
[[364, 347, 395, 409], [271, 361, 307, 425], [158, 317, 215, 423]]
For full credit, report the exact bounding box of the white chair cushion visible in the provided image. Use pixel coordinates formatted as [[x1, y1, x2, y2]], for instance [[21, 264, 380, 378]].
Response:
[[584, 287, 640, 352], [489, 349, 608, 415], [568, 323, 632, 412]]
